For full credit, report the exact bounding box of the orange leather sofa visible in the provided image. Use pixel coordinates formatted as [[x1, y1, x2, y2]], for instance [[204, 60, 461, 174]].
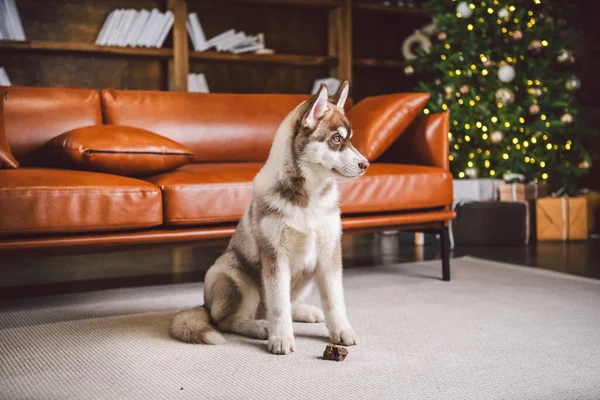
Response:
[[0, 87, 455, 280]]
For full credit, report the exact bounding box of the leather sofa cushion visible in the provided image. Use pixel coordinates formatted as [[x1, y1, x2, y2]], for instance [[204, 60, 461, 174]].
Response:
[[146, 163, 261, 225], [0, 168, 162, 235], [146, 163, 453, 226], [42, 125, 195, 177], [347, 93, 431, 161], [0, 88, 19, 168], [102, 89, 311, 163], [3, 86, 102, 166]]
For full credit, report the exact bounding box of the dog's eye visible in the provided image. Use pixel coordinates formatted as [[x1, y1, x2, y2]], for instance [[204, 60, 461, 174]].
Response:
[[332, 134, 342, 143]]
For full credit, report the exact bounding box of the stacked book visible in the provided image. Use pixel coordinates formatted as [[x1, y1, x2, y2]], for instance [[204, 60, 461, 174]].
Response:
[[0, 67, 11, 86], [95, 9, 174, 48], [187, 12, 266, 54], [187, 73, 209, 93], [0, 0, 26, 41]]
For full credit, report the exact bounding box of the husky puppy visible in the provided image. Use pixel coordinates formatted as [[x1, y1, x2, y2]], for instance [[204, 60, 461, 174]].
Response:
[[170, 81, 370, 354]]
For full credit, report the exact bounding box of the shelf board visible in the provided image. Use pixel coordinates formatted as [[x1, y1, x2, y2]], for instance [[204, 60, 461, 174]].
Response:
[[190, 51, 336, 67], [354, 3, 430, 17], [0, 40, 173, 58], [354, 58, 405, 69], [201, 0, 339, 8]]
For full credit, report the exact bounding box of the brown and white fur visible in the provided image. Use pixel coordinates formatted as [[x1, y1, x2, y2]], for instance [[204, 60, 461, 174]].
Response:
[[170, 82, 369, 354]]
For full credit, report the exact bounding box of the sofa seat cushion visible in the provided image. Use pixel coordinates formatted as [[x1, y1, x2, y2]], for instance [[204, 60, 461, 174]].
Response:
[[337, 164, 453, 214], [146, 163, 452, 227], [0, 168, 162, 235], [146, 163, 261, 226]]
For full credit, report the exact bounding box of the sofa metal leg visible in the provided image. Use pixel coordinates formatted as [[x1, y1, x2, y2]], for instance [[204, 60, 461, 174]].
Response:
[[440, 226, 451, 281]]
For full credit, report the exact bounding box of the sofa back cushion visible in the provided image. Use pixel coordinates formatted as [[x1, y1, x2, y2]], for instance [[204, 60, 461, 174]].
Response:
[[102, 89, 310, 162], [0, 88, 19, 168], [3, 86, 103, 166]]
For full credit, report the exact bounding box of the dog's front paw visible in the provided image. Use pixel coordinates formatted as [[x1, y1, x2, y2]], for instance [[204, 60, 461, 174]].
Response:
[[268, 333, 295, 355], [330, 327, 357, 346]]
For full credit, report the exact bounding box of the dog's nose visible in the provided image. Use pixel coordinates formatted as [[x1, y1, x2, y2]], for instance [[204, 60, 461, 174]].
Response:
[[359, 160, 370, 171]]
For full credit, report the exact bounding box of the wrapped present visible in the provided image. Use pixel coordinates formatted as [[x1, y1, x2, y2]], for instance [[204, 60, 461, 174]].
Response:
[[452, 202, 529, 245], [498, 183, 549, 202], [582, 192, 600, 234], [453, 179, 504, 204], [498, 183, 548, 243], [536, 197, 588, 241]]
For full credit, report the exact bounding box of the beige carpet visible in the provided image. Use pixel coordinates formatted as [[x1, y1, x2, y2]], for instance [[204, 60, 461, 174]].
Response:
[[1, 256, 599, 400]]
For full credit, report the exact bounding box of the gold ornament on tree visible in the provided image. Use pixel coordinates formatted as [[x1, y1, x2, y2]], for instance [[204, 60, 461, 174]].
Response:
[[445, 86, 453, 99], [528, 40, 543, 56], [529, 104, 540, 115], [561, 113, 574, 124], [579, 160, 590, 169], [490, 131, 504, 143], [557, 49, 575, 64], [437, 32, 447, 41], [513, 30, 523, 40], [404, 65, 414, 76], [465, 167, 478, 178], [565, 76, 581, 91], [460, 85, 470, 95], [495, 88, 515, 105]]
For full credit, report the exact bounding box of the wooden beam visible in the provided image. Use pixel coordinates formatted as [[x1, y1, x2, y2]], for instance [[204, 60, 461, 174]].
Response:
[[168, 0, 189, 92], [328, 5, 340, 78], [338, 0, 352, 83]]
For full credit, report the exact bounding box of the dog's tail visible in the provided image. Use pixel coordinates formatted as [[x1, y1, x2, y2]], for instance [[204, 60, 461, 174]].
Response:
[[170, 306, 227, 345]]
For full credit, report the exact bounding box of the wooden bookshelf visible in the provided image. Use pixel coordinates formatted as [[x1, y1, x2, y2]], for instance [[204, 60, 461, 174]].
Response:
[[354, 2, 430, 17], [3, 0, 429, 98], [0, 40, 174, 58], [202, 0, 339, 8], [354, 58, 405, 69], [190, 51, 336, 67]]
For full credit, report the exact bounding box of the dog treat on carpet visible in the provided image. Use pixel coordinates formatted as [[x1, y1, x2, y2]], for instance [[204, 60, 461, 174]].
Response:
[[323, 343, 348, 361]]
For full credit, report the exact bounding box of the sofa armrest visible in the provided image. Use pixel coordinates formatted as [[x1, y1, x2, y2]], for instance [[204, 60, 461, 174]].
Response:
[[378, 112, 450, 171]]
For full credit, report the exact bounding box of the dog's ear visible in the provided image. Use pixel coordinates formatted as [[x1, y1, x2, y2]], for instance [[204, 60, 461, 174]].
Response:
[[331, 81, 349, 110], [304, 84, 329, 129]]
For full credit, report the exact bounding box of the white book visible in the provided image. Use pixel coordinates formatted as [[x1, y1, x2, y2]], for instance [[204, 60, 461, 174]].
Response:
[[231, 43, 265, 54], [95, 10, 116, 45], [187, 74, 199, 92], [109, 9, 128, 46], [118, 10, 138, 47], [136, 9, 157, 47], [215, 31, 246, 52], [205, 29, 235, 49], [186, 19, 198, 50], [0, 0, 10, 40], [6, 0, 25, 40], [188, 12, 207, 51], [149, 11, 168, 47], [195, 73, 209, 93], [139, 9, 160, 47], [99, 9, 120, 46], [231, 35, 259, 49], [144, 11, 163, 47], [2, 0, 17, 40], [155, 11, 174, 48], [124, 9, 148, 47], [106, 9, 124, 46], [0, 67, 11, 86]]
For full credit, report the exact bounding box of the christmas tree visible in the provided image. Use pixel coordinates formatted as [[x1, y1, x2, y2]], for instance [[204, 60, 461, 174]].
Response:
[[407, 0, 592, 193]]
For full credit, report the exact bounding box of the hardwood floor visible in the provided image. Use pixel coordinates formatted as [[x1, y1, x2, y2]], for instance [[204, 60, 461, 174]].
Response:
[[0, 233, 598, 300]]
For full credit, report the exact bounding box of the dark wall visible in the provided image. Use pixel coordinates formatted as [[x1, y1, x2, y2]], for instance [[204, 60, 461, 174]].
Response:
[[573, 0, 600, 190]]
